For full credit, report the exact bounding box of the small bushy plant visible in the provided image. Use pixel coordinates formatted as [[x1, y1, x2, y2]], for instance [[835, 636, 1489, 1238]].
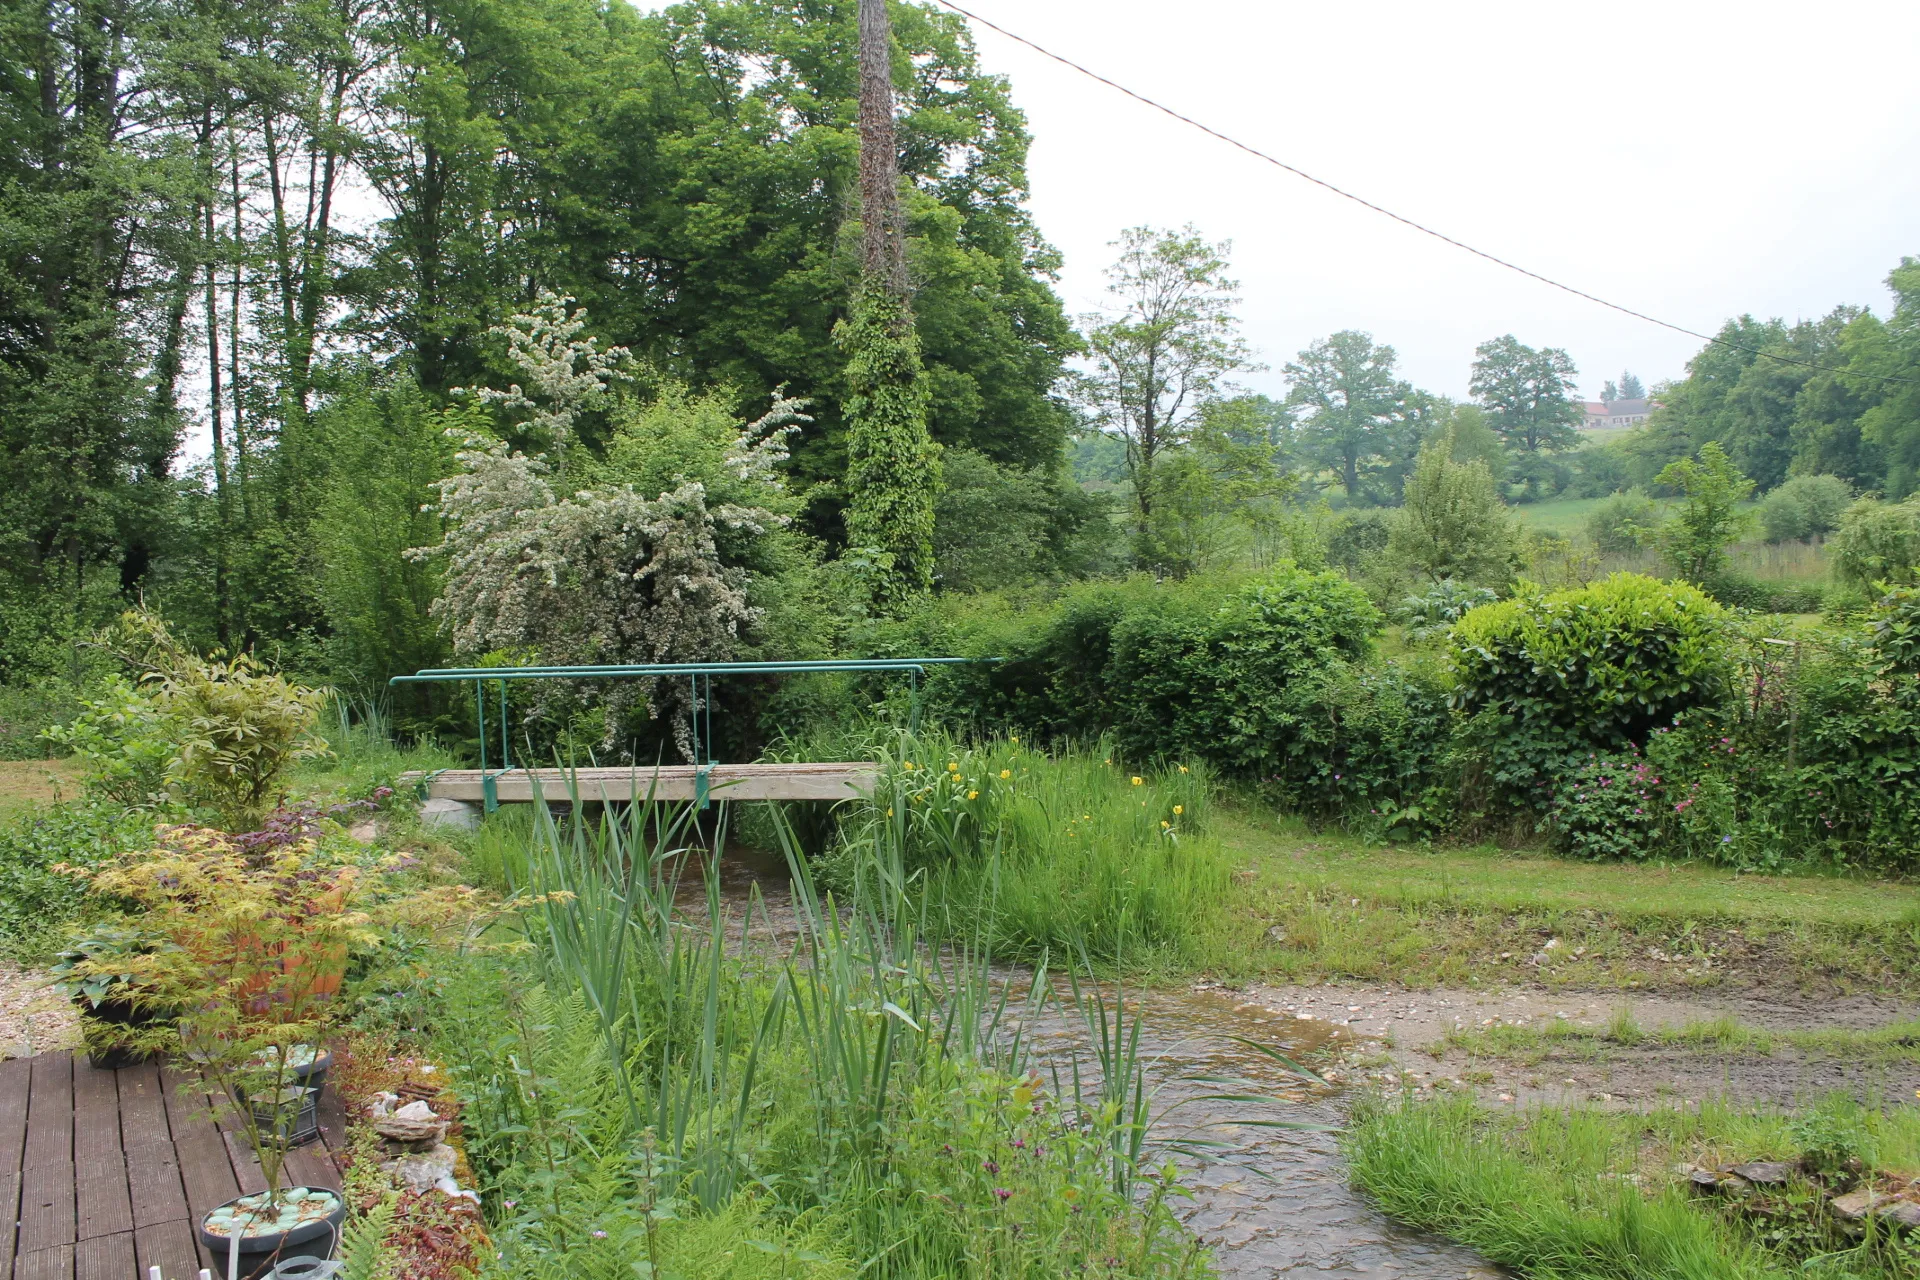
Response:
[[1584, 489, 1662, 554], [1548, 749, 1669, 860], [1832, 495, 1920, 587]]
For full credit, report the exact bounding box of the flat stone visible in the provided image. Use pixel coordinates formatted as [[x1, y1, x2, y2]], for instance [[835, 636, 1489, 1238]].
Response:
[[382, 1143, 458, 1194], [1831, 1189, 1884, 1219], [419, 798, 480, 831], [1728, 1161, 1794, 1185]]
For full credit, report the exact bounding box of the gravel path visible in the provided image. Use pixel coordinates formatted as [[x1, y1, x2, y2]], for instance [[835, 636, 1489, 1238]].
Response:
[[0, 960, 79, 1060]]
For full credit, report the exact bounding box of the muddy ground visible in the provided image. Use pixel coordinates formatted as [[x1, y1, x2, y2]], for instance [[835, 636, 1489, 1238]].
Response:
[[1216, 978, 1920, 1111]]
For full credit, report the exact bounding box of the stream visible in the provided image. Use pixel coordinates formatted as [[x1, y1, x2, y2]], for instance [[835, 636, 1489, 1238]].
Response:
[[695, 847, 1501, 1279]]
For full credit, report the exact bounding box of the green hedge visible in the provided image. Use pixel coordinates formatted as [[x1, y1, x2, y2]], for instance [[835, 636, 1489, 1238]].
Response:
[[894, 568, 1383, 777]]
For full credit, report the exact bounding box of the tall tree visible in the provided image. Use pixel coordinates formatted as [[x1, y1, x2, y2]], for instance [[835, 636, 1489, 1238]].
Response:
[[1618, 370, 1645, 400], [1469, 335, 1584, 456], [1075, 226, 1251, 531], [1601, 379, 1619, 403], [1283, 330, 1415, 504], [837, 0, 939, 606], [1386, 426, 1517, 586]]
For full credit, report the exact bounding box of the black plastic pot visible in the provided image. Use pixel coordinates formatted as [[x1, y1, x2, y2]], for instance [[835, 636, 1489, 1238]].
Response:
[[247, 1086, 321, 1147], [76, 997, 162, 1070], [196, 1187, 345, 1280]]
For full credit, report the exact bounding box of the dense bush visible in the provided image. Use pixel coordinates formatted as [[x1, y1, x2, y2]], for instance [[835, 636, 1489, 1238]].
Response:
[[908, 567, 1383, 777], [1832, 496, 1920, 587], [1759, 474, 1851, 543], [0, 803, 149, 959], [1452, 575, 1733, 810], [1265, 658, 1457, 838], [1583, 489, 1662, 554]]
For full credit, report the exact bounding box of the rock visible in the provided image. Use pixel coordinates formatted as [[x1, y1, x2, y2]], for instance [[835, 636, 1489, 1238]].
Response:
[[1728, 1161, 1794, 1185], [382, 1143, 458, 1193], [1830, 1189, 1884, 1219], [1688, 1168, 1721, 1190], [419, 798, 480, 831], [373, 1100, 447, 1150], [1266, 926, 1287, 944], [348, 820, 378, 844]]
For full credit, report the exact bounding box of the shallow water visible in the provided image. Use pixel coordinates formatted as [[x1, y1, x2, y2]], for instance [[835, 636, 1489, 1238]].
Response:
[[689, 845, 1499, 1278]]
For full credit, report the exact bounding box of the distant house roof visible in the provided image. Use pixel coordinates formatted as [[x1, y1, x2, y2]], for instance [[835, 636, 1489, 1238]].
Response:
[[1602, 398, 1654, 416]]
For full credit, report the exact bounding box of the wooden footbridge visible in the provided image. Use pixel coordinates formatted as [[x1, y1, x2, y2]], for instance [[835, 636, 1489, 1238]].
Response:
[[391, 658, 984, 811]]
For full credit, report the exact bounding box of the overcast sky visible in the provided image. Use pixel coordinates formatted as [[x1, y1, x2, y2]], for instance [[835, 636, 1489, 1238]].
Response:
[[938, 0, 1920, 403]]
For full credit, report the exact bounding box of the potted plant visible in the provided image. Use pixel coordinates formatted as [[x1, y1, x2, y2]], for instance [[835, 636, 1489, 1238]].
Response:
[[70, 825, 373, 1280], [48, 923, 175, 1068]]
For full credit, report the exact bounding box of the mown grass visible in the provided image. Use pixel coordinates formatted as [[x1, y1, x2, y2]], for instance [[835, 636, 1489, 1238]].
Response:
[[1438, 1014, 1920, 1067], [1217, 807, 1920, 994], [1348, 1094, 1920, 1280]]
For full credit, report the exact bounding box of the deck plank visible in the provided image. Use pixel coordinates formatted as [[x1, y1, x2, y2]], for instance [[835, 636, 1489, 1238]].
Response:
[[71, 1230, 131, 1280], [0, 1055, 29, 1172], [74, 1169, 132, 1242], [21, 1055, 72, 1172], [132, 1219, 200, 1280], [67, 1062, 122, 1169], [11, 1242, 72, 1280], [403, 760, 880, 803], [14, 1165, 74, 1254], [0, 1171, 19, 1280], [157, 1069, 239, 1239]]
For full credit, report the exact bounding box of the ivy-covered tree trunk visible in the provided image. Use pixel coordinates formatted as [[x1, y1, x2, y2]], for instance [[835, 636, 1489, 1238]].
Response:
[[841, 0, 939, 607]]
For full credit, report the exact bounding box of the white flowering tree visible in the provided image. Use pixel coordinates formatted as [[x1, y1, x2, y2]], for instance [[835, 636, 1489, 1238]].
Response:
[[415, 295, 809, 758]]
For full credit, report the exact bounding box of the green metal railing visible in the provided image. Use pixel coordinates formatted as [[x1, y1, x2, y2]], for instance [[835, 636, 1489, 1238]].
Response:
[[388, 657, 993, 810]]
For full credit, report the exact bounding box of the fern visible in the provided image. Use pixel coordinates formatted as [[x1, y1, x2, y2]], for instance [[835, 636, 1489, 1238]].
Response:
[[336, 1193, 397, 1280]]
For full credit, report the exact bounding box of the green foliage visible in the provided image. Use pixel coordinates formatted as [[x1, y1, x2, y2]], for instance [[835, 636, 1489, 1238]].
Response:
[[833, 734, 1228, 966], [1135, 399, 1298, 578], [1384, 427, 1518, 586], [1264, 657, 1457, 838], [1285, 331, 1418, 504], [1548, 748, 1669, 860], [839, 287, 941, 607], [430, 789, 1211, 1278], [41, 677, 175, 810], [0, 803, 148, 960], [1469, 335, 1584, 467], [314, 378, 457, 699], [932, 449, 1110, 591], [1397, 581, 1498, 642], [1655, 443, 1756, 581], [1832, 496, 1920, 587], [1451, 574, 1733, 806], [158, 650, 330, 831], [1583, 489, 1663, 554], [1758, 474, 1852, 544]]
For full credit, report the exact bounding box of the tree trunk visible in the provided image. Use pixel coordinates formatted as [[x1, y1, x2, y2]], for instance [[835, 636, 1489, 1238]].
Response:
[[856, 0, 907, 301]]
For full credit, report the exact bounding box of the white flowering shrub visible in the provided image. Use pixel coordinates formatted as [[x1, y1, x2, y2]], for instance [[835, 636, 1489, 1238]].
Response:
[[416, 296, 810, 758]]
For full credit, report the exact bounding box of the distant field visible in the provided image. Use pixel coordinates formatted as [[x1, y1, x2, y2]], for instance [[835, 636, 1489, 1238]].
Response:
[[1510, 496, 1622, 534], [1511, 496, 1832, 583]]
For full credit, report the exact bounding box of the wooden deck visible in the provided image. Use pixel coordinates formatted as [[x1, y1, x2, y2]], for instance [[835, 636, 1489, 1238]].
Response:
[[404, 761, 880, 804], [0, 1052, 346, 1280]]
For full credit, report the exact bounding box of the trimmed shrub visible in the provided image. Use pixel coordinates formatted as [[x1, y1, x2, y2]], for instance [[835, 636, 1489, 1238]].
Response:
[[1451, 574, 1733, 808], [912, 567, 1383, 777]]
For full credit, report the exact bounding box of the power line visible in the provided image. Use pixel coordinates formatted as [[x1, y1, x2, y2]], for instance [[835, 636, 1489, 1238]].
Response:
[[933, 0, 1920, 390]]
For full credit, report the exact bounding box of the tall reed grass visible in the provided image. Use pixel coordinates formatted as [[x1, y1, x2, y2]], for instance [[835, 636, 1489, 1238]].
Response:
[[812, 730, 1239, 969], [426, 771, 1221, 1278]]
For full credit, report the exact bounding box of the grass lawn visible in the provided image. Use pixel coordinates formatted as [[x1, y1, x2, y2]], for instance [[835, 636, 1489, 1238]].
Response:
[[0, 759, 82, 821], [1510, 495, 1623, 534], [1214, 806, 1920, 994]]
